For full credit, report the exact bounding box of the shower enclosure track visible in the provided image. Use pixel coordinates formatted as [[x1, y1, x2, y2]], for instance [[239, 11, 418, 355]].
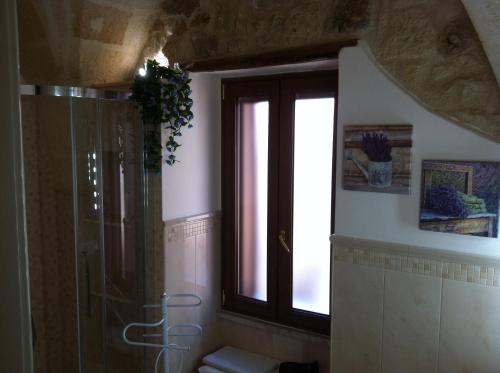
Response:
[[21, 84, 142, 373], [20, 84, 130, 100]]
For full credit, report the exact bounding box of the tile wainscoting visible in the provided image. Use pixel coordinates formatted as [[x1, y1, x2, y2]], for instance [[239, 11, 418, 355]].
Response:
[[218, 311, 330, 370], [332, 235, 500, 373], [162, 212, 221, 372], [162, 212, 330, 372]]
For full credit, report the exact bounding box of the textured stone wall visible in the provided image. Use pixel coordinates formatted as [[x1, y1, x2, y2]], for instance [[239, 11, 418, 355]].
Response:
[[366, 0, 500, 142], [18, 0, 163, 85], [461, 1, 500, 92], [155, 0, 500, 142], [17, 0, 500, 140]]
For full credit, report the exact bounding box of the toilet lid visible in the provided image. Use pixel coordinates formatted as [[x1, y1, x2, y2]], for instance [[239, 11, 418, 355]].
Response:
[[199, 366, 226, 373], [202, 346, 280, 373]]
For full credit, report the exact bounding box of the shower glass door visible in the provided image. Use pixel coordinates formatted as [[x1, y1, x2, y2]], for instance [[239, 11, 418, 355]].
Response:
[[22, 87, 147, 373], [72, 96, 103, 373], [73, 96, 146, 373], [99, 99, 145, 373]]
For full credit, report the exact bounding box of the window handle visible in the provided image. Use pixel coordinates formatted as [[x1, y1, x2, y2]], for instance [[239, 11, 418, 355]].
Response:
[[279, 230, 292, 254]]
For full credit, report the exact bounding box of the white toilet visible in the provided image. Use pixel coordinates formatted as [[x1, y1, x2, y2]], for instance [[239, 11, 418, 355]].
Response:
[[199, 346, 280, 373]]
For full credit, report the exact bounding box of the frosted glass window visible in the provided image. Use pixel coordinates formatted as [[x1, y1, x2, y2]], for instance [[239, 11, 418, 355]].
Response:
[[292, 98, 335, 315], [237, 100, 269, 302]]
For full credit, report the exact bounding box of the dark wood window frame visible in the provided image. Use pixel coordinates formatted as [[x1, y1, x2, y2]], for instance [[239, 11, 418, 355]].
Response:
[[221, 71, 338, 335]]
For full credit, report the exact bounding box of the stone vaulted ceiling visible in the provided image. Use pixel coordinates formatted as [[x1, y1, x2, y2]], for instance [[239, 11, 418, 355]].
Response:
[[17, 0, 500, 143], [159, 0, 500, 143], [18, 0, 163, 85], [461, 0, 500, 88]]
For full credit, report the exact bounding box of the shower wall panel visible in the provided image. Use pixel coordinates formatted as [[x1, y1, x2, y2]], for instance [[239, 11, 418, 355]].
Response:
[[22, 95, 79, 373], [72, 96, 103, 373], [22, 92, 147, 373], [100, 99, 145, 373]]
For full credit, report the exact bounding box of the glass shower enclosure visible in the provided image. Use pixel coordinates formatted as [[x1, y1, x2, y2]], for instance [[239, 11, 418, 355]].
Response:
[[21, 86, 148, 373]]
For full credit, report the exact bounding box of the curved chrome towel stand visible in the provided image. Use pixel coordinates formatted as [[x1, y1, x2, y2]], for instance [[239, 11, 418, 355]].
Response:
[[122, 293, 203, 373]]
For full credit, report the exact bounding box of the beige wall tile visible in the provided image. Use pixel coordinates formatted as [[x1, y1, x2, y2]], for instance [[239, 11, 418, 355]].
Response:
[[332, 238, 500, 373], [180, 301, 330, 369], [164, 235, 196, 295], [218, 317, 331, 368], [382, 271, 441, 373], [195, 230, 222, 363], [163, 216, 222, 371], [219, 318, 275, 358], [439, 279, 500, 372], [195, 232, 220, 305], [333, 262, 384, 373], [302, 339, 331, 371]]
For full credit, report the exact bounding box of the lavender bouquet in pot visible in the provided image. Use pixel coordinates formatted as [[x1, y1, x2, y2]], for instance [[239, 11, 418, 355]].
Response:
[[360, 132, 393, 188]]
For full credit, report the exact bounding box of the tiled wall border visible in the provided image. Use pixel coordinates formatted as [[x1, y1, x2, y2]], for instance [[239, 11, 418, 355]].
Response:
[[332, 235, 500, 287], [165, 212, 220, 242]]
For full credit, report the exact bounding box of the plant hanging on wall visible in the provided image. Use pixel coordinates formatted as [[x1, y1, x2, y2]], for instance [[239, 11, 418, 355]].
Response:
[[130, 59, 194, 173]]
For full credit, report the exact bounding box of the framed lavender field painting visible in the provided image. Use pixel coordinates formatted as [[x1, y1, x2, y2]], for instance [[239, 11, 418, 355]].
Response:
[[420, 160, 500, 238], [343, 124, 412, 194]]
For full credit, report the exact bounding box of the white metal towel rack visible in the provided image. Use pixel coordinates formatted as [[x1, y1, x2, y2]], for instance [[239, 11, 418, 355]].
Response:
[[122, 293, 203, 373]]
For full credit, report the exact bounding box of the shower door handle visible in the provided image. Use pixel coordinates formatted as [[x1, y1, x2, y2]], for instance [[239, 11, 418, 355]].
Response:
[[278, 230, 292, 254], [83, 253, 91, 317]]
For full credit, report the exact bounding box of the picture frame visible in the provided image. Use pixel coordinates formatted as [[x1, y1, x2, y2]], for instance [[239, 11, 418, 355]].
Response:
[[419, 160, 500, 238], [342, 124, 413, 194]]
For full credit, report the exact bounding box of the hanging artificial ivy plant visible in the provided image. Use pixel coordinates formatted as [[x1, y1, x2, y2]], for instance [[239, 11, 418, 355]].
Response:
[[130, 59, 194, 173]]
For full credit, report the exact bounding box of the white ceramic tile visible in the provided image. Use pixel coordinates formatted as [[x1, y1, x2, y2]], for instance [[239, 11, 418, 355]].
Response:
[[438, 279, 500, 373], [382, 271, 441, 373], [162, 217, 224, 373], [195, 231, 219, 325], [196, 233, 209, 287], [332, 262, 384, 373], [164, 235, 196, 294], [194, 230, 221, 359], [183, 236, 196, 284]]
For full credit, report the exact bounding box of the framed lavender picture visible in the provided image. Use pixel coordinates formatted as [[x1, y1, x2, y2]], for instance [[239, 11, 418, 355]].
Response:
[[420, 160, 500, 238], [342, 124, 413, 194]]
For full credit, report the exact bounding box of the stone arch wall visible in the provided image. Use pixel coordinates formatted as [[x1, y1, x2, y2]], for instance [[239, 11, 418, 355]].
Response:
[[17, 0, 500, 141], [153, 0, 500, 142], [18, 0, 163, 86]]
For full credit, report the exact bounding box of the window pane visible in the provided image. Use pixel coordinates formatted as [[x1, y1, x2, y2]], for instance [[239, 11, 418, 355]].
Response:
[[292, 98, 335, 315], [238, 100, 269, 302]]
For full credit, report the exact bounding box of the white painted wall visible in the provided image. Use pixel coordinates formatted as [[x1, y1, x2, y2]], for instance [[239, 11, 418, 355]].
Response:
[[336, 46, 500, 257], [161, 63, 338, 221], [162, 73, 221, 220], [167, 46, 500, 256]]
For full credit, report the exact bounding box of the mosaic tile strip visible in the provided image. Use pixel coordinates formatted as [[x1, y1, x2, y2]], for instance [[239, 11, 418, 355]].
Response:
[[334, 244, 500, 287], [165, 213, 219, 242]]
